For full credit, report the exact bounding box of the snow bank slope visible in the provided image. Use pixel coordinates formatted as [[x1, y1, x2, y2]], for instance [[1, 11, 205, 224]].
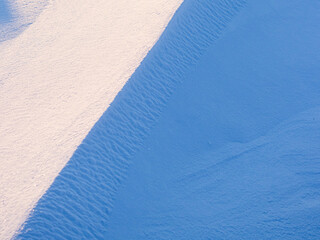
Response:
[[0, 0, 182, 239]]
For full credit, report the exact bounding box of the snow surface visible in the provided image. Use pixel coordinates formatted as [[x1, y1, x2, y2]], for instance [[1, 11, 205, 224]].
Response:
[[0, 0, 182, 239], [0, 0, 11, 23], [16, 0, 320, 239], [0, 0, 47, 42]]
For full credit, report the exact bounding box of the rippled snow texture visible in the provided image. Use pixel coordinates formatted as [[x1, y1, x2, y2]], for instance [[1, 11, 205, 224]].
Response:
[[18, 0, 320, 239]]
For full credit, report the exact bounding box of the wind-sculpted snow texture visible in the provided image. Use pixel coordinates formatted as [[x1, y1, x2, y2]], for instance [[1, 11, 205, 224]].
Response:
[[0, 0, 47, 42], [1, 1, 182, 239], [18, 0, 320, 239]]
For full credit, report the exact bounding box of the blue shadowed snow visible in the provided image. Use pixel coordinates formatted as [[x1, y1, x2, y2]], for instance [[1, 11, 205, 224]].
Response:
[[0, 1, 48, 43], [17, 0, 320, 239], [0, 0, 11, 23]]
